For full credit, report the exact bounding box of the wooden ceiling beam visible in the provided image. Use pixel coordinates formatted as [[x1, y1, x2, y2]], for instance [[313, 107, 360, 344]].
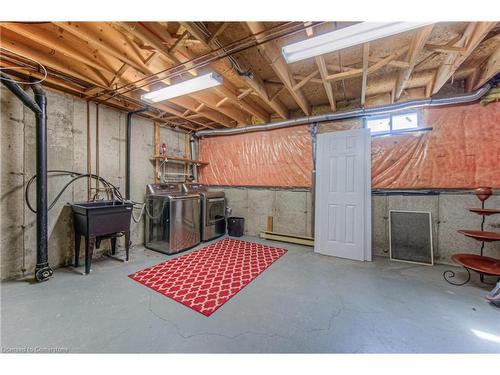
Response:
[[53, 22, 150, 75], [326, 46, 409, 82], [269, 85, 286, 102], [242, 75, 289, 119], [52, 22, 233, 127], [246, 21, 311, 115], [176, 22, 277, 121], [360, 43, 370, 107], [292, 69, 319, 91], [120, 22, 264, 125], [425, 44, 466, 54], [118, 22, 192, 72], [293, 75, 323, 84], [0, 30, 109, 88], [237, 87, 253, 100], [214, 84, 270, 123], [394, 25, 434, 100], [305, 24, 336, 112], [432, 22, 496, 95], [208, 22, 229, 45], [0, 61, 89, 94], [1, 23, 116, 75], [473, 38, 500, 90], [181, 21, 286, 120], [216, 97, 229, 107], [189, 91, 251, 124], [316, 57, 336, 111], [168, 30, 190, 53], [0, 27, 215, 130], [168, 96, 235, 127]]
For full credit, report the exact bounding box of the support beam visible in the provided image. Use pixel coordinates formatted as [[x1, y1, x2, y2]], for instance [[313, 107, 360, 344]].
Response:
[[316, 56, 336, 111], [0, 29, 110, 88], [216, 97, 229, 107], [425, 44, 466, 54], [473, 39, 500, 90], [237, 88, 253, 100], [118, 22, 196, 74], [1, 23, 115, 75], [169, 96, 235, 127], [53, 22, 151, 75], [361, 43, 370, 107], [190, 91, 251, 124], [208, 22, 229, 45], [432, 22, 496, 95], [181, 21, 286, 119], [168, 30, 189, 53], [246, 22, 311, 115], [394, 25, 434, 100], [292, 69, 319, 91], [326, 47, 409, 82], [305, 24, 336, 111], [215, 84, 270, 123], [52, 22, 232, 127], [121, 22, 270, 124]]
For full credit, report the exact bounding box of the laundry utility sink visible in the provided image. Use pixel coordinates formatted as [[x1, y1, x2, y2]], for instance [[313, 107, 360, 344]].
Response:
[[72, 200, 133, 274]]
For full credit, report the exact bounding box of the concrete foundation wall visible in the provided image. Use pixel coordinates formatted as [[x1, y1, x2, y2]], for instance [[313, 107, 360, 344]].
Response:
[[0, 86, 185, 280], [215, 186, 500, 265]]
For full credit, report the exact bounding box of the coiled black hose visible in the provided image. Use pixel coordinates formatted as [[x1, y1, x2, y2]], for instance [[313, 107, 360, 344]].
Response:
[[25, 170, 164, 223], [24, 170, 126, 213]]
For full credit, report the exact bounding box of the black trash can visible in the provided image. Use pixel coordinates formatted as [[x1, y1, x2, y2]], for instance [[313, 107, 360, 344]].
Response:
[[227, 217, 245, 237]]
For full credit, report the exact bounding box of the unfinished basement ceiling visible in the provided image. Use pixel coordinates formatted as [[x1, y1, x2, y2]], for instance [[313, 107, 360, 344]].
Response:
[[0, 21, 498, 131]]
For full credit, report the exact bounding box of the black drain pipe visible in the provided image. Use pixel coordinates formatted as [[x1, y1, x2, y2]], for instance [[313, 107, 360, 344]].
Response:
[[126, 107, 149, 200], [1, 73, 53, 282]]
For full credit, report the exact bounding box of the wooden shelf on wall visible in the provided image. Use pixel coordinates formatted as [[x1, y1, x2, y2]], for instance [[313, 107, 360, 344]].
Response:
[[149, 155, 208, 166]]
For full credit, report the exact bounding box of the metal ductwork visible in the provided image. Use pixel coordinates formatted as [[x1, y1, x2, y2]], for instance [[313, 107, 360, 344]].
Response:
[[126, 107, 149, 200], [1, 72, 53, 282], [195, 84, 492, 137]]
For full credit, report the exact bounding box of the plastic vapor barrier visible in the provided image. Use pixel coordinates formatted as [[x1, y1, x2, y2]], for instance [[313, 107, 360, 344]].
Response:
[[199, 125, 312, 187], [372, 102, 500, 189], [199, 102, 499, 189]]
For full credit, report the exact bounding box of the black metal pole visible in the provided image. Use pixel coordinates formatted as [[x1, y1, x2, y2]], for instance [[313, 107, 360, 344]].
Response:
[[31, 83, 53, 282], [0, 73, 53, 281], [0, 73, 41, 114], [126, 108, 148, 200]]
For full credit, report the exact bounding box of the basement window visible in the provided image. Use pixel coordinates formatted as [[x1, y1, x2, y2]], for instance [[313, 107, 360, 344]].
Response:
[[365, 111, 420, 135]]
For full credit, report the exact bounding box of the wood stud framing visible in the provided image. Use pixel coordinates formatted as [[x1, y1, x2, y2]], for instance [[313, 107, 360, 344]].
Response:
[[0, 21, 497, 130], [305, 23, 336, 111], [394, 25, 434, 100]]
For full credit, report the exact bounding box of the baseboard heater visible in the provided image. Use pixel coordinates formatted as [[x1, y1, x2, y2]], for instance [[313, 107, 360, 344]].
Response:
[[260, 231, 314, 247]]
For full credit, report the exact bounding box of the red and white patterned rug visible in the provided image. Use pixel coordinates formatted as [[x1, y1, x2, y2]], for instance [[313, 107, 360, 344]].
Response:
[[128, 238, 287, 316]]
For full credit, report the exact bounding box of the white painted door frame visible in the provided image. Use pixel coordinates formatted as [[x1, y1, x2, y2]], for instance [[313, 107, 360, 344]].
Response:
[[314, 128, 372, 261]]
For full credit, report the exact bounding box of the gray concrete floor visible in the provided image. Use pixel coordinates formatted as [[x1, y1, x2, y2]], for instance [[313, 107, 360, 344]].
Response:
[[1, 235, 499, 353]]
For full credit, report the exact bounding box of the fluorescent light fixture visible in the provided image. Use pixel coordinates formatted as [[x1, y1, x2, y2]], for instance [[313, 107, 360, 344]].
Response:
[[282, 22, 433, 63], [141, 72, 223, 102]]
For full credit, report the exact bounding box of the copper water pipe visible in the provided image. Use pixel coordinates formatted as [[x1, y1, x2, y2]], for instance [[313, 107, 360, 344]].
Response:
[[86, 101, 92, 200], [95, 103, 99, 197]]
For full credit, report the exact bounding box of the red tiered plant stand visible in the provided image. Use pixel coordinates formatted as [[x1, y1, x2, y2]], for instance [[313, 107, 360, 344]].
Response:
[[443, 187, 500, 286]]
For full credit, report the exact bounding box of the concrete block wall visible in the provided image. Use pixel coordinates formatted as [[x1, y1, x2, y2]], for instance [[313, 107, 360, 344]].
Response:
[[213, 187, 313, 238], [0, 86, 185, 280], [214, 186, 500, 265]]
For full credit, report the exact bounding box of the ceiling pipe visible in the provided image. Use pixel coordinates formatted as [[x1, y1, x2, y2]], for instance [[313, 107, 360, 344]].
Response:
[[195, 83, 492, 137], [1, 73, 53, 282]]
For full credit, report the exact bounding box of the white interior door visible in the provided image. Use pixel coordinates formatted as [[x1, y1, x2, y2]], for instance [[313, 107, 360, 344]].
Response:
[[314, 128, 371, 261]]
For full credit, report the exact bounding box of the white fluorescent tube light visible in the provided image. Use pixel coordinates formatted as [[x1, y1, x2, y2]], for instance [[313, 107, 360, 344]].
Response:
[[282, 22, 434, 63], [141, 72, 223, 102]]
